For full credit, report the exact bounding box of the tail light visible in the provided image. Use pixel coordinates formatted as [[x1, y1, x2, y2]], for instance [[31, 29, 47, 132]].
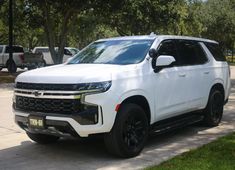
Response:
[[19, 54, 24, 62]]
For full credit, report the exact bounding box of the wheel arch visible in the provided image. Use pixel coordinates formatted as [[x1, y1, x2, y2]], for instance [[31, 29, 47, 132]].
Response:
[[210, 82, 225, 100], [119, 95, 152, 125]]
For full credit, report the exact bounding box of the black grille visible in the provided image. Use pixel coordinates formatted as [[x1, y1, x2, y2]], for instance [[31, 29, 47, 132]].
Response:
[[16, 82, 78, 91], [16, 96, 84, 114]]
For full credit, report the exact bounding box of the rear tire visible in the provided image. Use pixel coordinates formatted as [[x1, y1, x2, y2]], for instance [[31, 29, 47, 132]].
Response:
[[104, 103, 149, 158], [203, 88, 224, 127], [26, 132, 60, 144]]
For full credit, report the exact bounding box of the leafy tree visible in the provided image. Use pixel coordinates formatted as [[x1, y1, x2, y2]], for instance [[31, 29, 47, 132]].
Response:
[[200, 0, 235, 52], [93, 0, 189, 35], [24, 0, 89, 64]]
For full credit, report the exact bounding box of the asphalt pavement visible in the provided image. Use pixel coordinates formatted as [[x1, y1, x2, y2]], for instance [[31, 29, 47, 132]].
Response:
[[0, 67, 234, 170]]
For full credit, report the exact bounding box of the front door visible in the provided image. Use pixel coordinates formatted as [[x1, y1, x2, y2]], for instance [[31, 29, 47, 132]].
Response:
[[154, 40, 191, 121]]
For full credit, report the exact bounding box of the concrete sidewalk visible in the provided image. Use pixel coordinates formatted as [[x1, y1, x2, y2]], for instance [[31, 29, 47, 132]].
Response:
[[0, 67, 234, 170]]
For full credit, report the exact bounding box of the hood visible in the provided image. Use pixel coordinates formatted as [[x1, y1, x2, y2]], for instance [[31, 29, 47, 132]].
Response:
[[16, 64, 128, 84]]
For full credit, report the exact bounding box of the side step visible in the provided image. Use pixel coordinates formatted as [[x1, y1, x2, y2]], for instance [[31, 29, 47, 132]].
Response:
[[150, 113, 204, 135]]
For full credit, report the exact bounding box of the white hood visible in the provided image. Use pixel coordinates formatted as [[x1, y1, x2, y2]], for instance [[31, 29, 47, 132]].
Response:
[[16, 64, 127, 84]]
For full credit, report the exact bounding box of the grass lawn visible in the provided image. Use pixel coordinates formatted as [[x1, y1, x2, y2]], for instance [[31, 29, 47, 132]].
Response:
[[147, 132, 235, 170], [0, 71, 21, 83], [0, 76, 16, 83]]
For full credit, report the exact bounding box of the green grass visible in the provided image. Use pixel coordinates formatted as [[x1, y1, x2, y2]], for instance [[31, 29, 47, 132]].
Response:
[[0, 72, 19, 83], [146, 132, 235, 170], [0, 76, 15, 83]]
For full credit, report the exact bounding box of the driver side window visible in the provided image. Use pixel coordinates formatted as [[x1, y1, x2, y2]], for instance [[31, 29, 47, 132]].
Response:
[[157, 40, 178, 65]]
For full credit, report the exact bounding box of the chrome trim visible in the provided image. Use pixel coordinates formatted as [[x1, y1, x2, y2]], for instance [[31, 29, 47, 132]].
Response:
[[14, 110, 29, 117], [14, 88, 102, 94], [14, 92, 81, 99]]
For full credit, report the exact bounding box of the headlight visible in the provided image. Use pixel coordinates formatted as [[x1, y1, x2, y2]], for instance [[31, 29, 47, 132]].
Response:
[[75, 81, 112, 93]]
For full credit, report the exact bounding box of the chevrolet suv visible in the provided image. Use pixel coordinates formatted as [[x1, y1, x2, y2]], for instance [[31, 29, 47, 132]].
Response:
[[13, 35, 231, 158]]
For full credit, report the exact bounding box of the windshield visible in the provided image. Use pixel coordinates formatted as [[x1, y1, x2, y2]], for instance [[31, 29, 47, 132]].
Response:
[[68, 39, 154, 65]]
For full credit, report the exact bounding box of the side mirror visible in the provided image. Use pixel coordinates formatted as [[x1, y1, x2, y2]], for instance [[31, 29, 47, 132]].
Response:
[[156, 55, 175, 67], [149, 48, 157, 58], [64, 49, 73, 56]]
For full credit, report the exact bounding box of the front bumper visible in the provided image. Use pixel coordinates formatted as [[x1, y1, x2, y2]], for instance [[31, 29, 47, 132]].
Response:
[[14, 109, 105, 137]]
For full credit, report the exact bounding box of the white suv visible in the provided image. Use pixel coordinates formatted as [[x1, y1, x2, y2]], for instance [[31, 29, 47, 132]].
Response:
[[13, 35, 231, 158]]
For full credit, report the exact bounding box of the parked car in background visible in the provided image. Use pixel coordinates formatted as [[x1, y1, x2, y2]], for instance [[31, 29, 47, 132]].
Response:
[[65, 47, 79, 56], [32, 47, 79, 65], [0, 45, 47, 72], [23, 52, 46, 70], [0, 45, 24, 72]]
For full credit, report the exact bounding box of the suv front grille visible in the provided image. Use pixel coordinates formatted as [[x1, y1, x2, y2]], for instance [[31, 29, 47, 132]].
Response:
[[16, 82, 78, 91], [16, 96, 83, 114]]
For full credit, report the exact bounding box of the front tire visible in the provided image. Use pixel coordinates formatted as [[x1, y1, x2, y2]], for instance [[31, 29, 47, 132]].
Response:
[[203, 88, 224, 127], [26, 132, 60, 144], [104, 103, 149, 158]]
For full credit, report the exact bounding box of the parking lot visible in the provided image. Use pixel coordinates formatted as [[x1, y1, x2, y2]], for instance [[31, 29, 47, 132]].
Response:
[[0, 66, 235, 170]]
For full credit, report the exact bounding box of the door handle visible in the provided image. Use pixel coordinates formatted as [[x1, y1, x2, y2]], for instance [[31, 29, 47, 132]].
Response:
[[204, 71, 210, 75], [178, 74, 186, 77]]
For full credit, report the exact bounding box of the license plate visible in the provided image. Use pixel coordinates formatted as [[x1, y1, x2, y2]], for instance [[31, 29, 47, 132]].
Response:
[[28, 116, 45, 129]]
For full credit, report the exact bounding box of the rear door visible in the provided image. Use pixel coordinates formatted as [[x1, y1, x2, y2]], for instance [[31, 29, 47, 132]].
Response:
[[12, 46, 24, 65], [175, 40, 209, 110]]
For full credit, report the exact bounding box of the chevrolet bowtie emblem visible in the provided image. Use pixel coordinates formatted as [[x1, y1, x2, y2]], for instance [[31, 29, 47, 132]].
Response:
[[32, 90, 43, 97]]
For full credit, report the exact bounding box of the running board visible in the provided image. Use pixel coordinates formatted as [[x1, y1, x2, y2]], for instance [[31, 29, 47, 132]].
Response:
[[150, 113, 204, 135]]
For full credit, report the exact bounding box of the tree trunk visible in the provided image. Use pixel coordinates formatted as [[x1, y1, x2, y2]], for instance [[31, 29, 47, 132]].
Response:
[[57, 10, 74, 63], [43, 0, 57, 64]]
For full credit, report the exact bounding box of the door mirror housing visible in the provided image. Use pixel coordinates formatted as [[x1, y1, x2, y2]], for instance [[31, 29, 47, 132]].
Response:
[[156, 55, 175, 67], [149, 48, 157, 58]]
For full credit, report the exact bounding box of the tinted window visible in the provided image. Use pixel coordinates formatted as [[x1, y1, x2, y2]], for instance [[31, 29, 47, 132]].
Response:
[[176, 40, 208, 66], [0, 46, 3, 53], [35, 48, 50, 53], [13, 46, 24, 53], [157, 40, 178, 65], [64, 49, 72, 56], [205, 43, 226, 61], [69, 40, 154, 65], [5, 46, 24, 53]]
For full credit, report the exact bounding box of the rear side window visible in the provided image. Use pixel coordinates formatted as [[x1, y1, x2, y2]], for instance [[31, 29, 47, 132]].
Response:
[[176, 40, 208, 66], [5, 46, 24, 53], [204, 43, 226, 61], [0, 46, 3, 53]]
